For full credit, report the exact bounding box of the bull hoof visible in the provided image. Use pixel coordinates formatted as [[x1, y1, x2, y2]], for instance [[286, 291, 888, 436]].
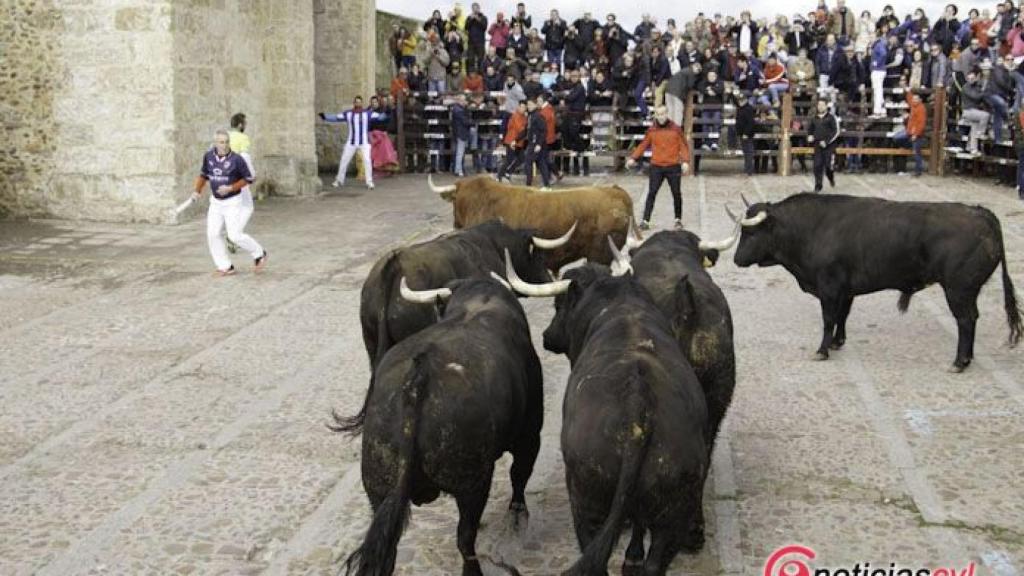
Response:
[[508, 501, 529, 534], [461, 560, 484, 576], [949, 360, 971, 373], [812, 351, 830, 361], [829, 339, 846, 350]]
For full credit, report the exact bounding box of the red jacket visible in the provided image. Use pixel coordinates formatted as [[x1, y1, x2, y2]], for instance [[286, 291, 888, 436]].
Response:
[[631, 121, 691, 167], [504, 111, 528, 148], [906, 92, 926, 138], [540, 104, 557, 145]]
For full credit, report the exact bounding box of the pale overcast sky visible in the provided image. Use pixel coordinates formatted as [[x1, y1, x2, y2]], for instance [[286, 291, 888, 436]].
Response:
[[380, 0, 992, 30]]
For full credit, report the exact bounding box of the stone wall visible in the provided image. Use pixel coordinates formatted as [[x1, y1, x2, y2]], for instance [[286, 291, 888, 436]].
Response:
[[0, 0, 357, 222], [374, 10, 421, 91], [314, 0, 376, 172]]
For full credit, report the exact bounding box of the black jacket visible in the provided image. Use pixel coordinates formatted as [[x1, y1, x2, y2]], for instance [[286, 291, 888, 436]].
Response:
[[563, 82, 588, 112], [698, 75, 724, 105], [785, 30, 812, 54], [929, 17, 960, 56], [452, 104, 471, 141], [573, 18, 600, 45], [466, 13, 488, 47], [542, 19, 567, 50], [808, 112, 840, 147]]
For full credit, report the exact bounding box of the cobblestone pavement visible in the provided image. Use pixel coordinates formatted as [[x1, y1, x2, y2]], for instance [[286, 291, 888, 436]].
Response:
[[1, 171, 1023, 576]]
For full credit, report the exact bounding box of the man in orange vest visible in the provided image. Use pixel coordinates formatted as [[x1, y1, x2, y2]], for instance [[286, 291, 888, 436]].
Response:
[[538, 92, 562, 181], [627, 105, 691, 230], [496, 100, 529, 182], [893, 89, 926, 177]]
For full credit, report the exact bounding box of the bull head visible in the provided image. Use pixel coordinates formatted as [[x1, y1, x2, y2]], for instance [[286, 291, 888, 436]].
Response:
[[726, 204, 768, 227], [428, 174, 457, 202]]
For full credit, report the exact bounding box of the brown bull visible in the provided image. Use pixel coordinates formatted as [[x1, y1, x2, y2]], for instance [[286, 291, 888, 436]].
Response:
[[429, 175, 636, 269]]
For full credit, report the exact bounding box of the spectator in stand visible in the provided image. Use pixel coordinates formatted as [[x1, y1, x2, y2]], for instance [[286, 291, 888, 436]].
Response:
[[789, 47, 817, 92], [651, 46, 672, 107], [424, 10, 444, 35], [699, 68, 724, 150], [482, 45, 504, 76], [984, 60, 1011, 142], [508, 23, 528, 59], [877, 5, 900, 32], [484, 64, 504, 92], [511, 2, 532, 31], [523, 97, 551, 188], [465, 3, 488, 72], [489, 12, 510, 53], [451, 94, 471, 176], [400, 27, 418, 69], [635, 14, 657, 40], [909, 48, 926, 90], [446, 61, 465, 93], [732, 11, 759, 54], [627, 105, 691, 230], [961, 69, 990, 155], [993, 3, 1015, 52], [893, 89, 926, 176], [425, 34, 450, 93], [928, 43, 950, 88], [931, 4, 961, 56], [588, 69, 615, 150], [787, 16, 813, 54], [612, 52, 638, 112], [856, 11, 875, 51], [734, 55, 762, 94], [497, 100, 528, 182], [407, 63, 426, 94], [817, 33, 842, 88], [573, 12, 599, 46], [390, 67, 410, 101], [526, 28, 545, 72], [564, 26, 584, 70], [463, 66, 484, 92], [444, 27, 465, 65], [388, 24, 403, 74], [542, 10, 567, 70], [1008, 13, 1024, 59], [829, 0, 858, 46], [523, 70, 544, 100], [762, 52, 789, 106], [735, 93, 757, 175], [807, 98, 840, 192], [870, 28, 889, 117], [540, 62, 560, 90], [832, 44, 858, 98], [505, 47, 528, 80], [501, 73, 526, 126], [605, 14, 631, 64]]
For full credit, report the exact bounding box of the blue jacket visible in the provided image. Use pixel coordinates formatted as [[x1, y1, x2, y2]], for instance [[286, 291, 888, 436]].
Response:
[[451, 104, 471, 141], [870, 39, 888, 71], [815, 45, 841, 76]]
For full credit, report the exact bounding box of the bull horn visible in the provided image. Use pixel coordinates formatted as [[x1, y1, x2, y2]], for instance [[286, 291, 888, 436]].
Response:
[[428, 174, 456, 194], [741, 193, 752, 208], [557, 257, 588, 279], [624, 220, 645, 253], [698, 222, 742, 252], [399, 277, 452, 304], [489, 271, 512, 291], [532, 221, 578, 250], [726, 205, 769, 227], [607, 236, 633, 277], [504, 249, 571, 297]]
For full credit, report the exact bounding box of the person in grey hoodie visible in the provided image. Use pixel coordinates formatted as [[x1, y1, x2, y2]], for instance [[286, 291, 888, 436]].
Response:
[[425, 35, 450, 93]]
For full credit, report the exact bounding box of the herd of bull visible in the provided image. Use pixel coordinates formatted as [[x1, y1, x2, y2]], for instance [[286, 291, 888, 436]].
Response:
[[334, 175, 1023, 576]]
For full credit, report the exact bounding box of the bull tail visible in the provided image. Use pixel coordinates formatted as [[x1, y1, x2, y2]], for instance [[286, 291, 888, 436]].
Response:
[[564, 364, 653, 576], [999, 245, 1023, 347], [343, 351, 430, 576], [629, 214, 644, 240]]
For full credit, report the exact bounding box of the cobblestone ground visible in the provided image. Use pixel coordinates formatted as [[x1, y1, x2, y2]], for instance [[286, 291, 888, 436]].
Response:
[[1, 169, 1023, 576]]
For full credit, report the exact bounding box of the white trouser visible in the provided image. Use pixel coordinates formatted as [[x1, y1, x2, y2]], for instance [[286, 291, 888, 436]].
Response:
[[207, 194, 263, 271], [337, 143, 373, 185], [240, 152, 255, 208], [961, 109, 990, 152], [870, 70, 886, 115]]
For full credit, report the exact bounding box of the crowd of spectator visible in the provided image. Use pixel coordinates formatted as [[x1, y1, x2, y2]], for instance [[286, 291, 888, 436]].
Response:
[[376, 1, 1024, 194]]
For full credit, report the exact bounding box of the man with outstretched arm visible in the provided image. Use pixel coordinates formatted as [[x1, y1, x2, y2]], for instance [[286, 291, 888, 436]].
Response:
[[627, 105, 691, 231], [319, 96, 380, 190]]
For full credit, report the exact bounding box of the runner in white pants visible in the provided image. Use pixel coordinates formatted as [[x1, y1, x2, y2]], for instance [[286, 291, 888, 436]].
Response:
[[192, 129, 267, 276], [319, 95, 381, 189]]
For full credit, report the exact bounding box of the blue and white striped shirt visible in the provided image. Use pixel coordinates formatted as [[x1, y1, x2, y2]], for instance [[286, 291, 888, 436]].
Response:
[[324, 109, 382, 146]]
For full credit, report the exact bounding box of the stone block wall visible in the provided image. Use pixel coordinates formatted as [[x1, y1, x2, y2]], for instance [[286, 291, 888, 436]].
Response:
[[314, 0, 375, 171], [0, 0, 365, 222]]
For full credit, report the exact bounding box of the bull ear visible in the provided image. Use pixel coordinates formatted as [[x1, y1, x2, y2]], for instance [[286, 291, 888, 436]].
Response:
[[671, 275, 697, 335]]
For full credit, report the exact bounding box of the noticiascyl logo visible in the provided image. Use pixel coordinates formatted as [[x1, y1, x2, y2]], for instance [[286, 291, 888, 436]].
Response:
[[765, 544, 816, 576]]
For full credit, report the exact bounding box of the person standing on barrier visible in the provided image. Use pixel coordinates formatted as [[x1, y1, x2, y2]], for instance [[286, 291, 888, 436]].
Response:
[[893, 89, 927, 176], [808, 98, 840, 192], [627, 105, 691, 231]]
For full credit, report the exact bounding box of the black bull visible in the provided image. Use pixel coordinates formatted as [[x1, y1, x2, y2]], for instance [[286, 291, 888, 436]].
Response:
[[531, 266, 708, 576], [733, 194, 1023, 370], [359, 220, 554, 370], [628, 230, 736, 454], [337, 278, 543, 576]]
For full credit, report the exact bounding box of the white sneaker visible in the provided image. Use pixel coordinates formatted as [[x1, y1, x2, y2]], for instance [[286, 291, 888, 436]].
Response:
[[332, 180, 342, 188], [367, 183, 375, 190]]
